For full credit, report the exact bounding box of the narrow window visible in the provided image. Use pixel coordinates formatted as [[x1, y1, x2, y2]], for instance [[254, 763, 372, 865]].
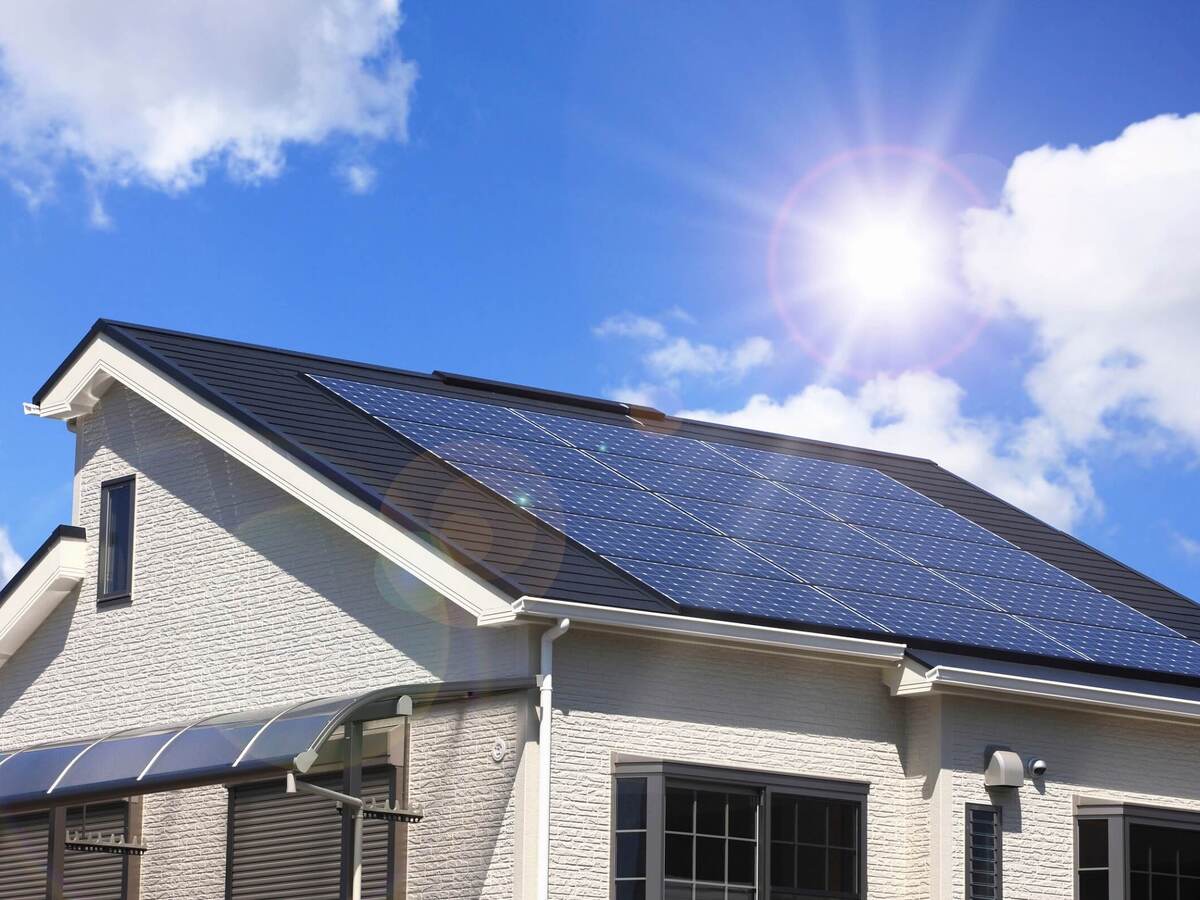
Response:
[[966, 805, 1002, 900], [615, 778, 649, 900], [98, 476, 135, 600], [1077, 819, 1109, 900]]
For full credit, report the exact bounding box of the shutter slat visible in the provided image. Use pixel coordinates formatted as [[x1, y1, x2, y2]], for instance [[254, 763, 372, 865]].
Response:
[[228, 770, 392, 900], [0, 812, 49, 900]]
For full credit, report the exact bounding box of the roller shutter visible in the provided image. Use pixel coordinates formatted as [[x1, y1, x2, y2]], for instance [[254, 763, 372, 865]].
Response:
[[0, 811, 48, 900], [63, 802, 129, 899], [227, 768, 394, 900]]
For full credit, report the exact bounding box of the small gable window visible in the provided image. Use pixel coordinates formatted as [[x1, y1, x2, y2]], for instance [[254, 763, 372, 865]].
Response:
[[98, 476, 135, 601]]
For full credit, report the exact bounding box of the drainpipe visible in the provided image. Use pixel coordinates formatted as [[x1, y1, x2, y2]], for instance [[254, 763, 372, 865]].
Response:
[[537, 618, 570, 900]]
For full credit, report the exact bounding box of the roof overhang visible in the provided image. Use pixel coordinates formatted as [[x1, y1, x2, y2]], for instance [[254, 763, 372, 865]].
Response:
[[25, 329, 516, 623], [0, 526, 87, 669], [886, 651, 1200, 725], [487, 595, 908, 667]]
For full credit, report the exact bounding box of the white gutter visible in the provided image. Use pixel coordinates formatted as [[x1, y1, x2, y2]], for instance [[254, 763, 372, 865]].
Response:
[[0, 527, 87, 668], [536, 618, 570, 900], [482, 597, 905, 668], [886, 657, 1200, 725]]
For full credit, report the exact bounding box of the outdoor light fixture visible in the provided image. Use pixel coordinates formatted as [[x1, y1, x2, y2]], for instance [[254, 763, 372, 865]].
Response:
[[65, 830, 148, 856]]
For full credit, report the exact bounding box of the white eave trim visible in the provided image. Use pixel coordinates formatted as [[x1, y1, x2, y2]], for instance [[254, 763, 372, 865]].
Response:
[[28, 332, 515, 621], [885, 656, 1200, 725], [485, 596, 907, 666], [0, 533, 86, 668]]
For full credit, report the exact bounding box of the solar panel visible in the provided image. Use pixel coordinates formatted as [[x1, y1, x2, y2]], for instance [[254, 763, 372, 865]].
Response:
[[820, 589, 1084, 660], [607, 558, 885, 632], [531, 512, 785, 580], [861, 528, 1086, 589], [314, 375, 554, 443], [788, 487, 1011, 546], [597, 454, 816, 514], [316, 375, 1200, 680], [453, 464, 712, 532], [1030, 620, 1200, 677], [670, 496, 908, 562], [522, 411, 747, 474], [943, 572, 1178, 636], [744, 542, 991, 608], [386, 420, 630, 487], [714, 442, 937, 506]]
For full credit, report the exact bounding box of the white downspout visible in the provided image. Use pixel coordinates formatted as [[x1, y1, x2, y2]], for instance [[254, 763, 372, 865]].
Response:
[[537, 618, 570, 900]]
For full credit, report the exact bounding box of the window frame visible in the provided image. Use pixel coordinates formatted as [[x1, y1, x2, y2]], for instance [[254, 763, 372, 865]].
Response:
[[97, 474, 137, 604], [965, 803, 1002, 900], [611, 760, 869, 900], [1075, 800, 1200, 900]]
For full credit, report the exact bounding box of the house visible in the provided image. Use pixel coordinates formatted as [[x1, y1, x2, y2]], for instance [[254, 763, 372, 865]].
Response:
[[3, 320, 1200, 900]]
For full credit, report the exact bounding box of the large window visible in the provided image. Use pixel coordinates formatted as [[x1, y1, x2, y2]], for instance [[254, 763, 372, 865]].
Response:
[[613, 762, 867, 900], [98, 476, 135, 602], [1076, 802, 1200, 900]]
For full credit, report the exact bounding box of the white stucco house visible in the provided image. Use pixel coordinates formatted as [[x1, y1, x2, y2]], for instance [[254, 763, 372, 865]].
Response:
[[3, 320, 1200, 900]]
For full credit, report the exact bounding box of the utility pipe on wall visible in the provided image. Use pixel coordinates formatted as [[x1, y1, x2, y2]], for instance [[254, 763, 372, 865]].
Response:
[[537, 618, 570, 900]]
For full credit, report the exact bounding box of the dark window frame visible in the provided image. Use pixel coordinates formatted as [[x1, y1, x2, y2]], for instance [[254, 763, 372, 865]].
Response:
[[97, 475, 136, 604], [1075, 801, 1200, 900], [966, 803, 1002, 900], [611, 760, 869, 900]]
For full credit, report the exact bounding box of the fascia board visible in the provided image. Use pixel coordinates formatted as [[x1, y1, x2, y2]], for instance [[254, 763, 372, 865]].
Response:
[[0, 534, 86, 666], [890, 659, 1200, 725], [28, 333, 516, 621], [501, 596, 907, 666]]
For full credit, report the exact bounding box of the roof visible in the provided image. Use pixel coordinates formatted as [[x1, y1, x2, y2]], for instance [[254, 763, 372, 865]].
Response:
[[31, 320, 1200, 685]]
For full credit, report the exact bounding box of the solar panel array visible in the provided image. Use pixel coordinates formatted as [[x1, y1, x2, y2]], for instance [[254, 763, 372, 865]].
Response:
[[313, 375, 1200, 679]]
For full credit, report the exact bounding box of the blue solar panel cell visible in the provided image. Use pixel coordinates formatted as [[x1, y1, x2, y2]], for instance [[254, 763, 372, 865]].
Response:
[[823, 589, 1083, 660], [791, 487, 1010, 546], [715, 442, 937, 506], [670, 496, 907, 562], [533, 513, 786, 580], [454, 464, 713, 532], [606, 558, 887, 633], [314, 376, 555, 443], [1030, 620, 1200, 676], [523, 412, 747, 474], [383, 421, 630, 487], [942, 573, 1177, 636], [862, 528, 1085, 589], [743, 542, 989, 608], [598, 454, 815, 514]]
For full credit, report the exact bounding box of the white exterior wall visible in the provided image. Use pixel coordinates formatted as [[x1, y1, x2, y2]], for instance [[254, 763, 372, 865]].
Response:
[[0, 384, 534, 899], [549, 631, 1200, 900], [548, 630, 923, 899]]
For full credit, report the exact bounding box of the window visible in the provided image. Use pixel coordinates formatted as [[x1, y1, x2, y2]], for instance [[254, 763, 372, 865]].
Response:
[[966, 805, 1002, 900], [613, 762, 867, 900], [98, 476, 135, 601], [1075, 802, 1200, 900]]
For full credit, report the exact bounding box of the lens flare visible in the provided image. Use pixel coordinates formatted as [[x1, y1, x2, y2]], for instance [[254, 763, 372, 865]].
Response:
[[768, 146, 989, 378]]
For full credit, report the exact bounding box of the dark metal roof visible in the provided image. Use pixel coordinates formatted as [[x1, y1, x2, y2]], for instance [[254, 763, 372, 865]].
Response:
[[35, 321, 1200, 655]]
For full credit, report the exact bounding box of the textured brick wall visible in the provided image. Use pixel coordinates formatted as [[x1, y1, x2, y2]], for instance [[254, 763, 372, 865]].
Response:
[[549, 630, 919, 899], [0, 384, 533, 898], [943, 694, 1200, 900]]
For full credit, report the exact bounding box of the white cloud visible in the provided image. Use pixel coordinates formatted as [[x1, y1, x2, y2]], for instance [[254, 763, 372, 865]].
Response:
[[594, 313, 668, 341], [1173, 530, 1200, 560], [962, 113, 1200, 453], [0, 526, 23, 583], [0, 0, 416, 200], [678, 370, 1098, 530], [646, 336, 773, 379], [339, 161, 378, 195]]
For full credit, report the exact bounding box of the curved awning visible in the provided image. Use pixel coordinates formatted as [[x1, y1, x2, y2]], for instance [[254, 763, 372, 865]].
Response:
[[0, 678, 532, 814]]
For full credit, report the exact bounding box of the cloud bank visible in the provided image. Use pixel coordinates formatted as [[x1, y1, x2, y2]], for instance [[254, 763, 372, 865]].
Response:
[[0, 0, 416, 201], [0, 527, 23, 583]]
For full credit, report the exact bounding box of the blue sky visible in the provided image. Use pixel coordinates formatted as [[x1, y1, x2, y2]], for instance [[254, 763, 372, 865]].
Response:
[[2, 1, 1200, 602]]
